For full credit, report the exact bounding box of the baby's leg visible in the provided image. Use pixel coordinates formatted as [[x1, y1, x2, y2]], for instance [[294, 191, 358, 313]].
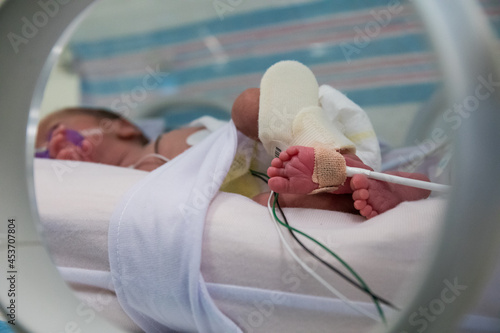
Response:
[[253, 191, 358, 214], [267, 146, 431, 218]]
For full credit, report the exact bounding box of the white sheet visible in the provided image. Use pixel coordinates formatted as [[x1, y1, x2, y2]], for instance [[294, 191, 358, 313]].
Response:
[[34, 135, 452, 332], [108, 121, 241, 332]]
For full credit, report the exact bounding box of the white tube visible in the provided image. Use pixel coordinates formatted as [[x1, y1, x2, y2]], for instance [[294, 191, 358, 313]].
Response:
[[346, 167, 451, 193]]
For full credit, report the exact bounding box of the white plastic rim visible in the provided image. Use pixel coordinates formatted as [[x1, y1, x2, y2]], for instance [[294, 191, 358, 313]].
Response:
[[0, 1, 124, 332], [385, 1, 500, 332], [0, 1, 499, 333]]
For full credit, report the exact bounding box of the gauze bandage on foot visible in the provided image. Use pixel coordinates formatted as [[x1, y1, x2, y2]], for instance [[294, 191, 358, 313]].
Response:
[[258, 60, 354, 193], [310, 145, 347, 194]]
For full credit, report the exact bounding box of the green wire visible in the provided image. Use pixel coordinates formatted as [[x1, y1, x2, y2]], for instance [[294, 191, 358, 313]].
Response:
[[250, 170, 269, 179], [271, 192, 387, 324], [250, 169, 386, 322]]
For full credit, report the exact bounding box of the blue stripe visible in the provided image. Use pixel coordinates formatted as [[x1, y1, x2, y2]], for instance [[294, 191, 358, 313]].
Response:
[[320, 63, 437, 82], [81, 32, 430, 96], [71, 0, 500, 61], [83, 82, 438, 109], [71, 0, 396, 60], [345, 83, 438, 107], [169, 15, 415, 64]]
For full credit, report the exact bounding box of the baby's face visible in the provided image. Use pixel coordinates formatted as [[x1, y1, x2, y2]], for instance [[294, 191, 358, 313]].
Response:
[[36, 113, 126, 164], [36, 113, 102, 149]]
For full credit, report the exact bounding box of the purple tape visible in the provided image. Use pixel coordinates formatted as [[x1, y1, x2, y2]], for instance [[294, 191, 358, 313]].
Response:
[[35, 129, 85, 159]]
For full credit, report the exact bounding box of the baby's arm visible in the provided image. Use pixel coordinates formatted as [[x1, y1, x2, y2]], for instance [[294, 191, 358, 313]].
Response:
[[153, 126, 205, 161]]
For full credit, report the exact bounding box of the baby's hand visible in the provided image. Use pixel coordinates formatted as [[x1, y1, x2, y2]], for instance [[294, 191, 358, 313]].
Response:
[[48, 125, 93, 162]]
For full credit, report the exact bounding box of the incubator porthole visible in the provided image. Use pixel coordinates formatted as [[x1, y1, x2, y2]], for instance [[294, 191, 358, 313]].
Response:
[[1, 0, 499, 332]]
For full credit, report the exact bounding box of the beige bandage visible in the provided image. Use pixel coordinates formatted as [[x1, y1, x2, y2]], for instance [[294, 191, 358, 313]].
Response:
[[292, 105, 356, 154], [309, 146, 347, 194]]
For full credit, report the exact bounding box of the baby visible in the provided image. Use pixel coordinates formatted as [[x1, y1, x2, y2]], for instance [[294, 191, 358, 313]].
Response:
[[36, 90, 430, 219], [35, 107, 204, 172]]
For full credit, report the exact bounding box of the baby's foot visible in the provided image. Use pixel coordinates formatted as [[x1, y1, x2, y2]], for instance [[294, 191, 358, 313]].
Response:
[[267, 146, 319, 194], [267, 146, 371, 195], [350, 172, 431, 219]]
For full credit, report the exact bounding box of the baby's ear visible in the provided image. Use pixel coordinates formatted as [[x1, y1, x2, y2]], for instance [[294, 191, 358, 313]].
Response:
[[115, 119, 143, 141]]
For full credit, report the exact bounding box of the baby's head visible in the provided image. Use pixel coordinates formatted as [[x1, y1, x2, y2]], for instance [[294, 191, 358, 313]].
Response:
[[36, 107, 149, 165]]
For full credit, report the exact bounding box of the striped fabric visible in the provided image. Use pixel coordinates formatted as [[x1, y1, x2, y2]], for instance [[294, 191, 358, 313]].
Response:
[[69, 0, 500, 119]]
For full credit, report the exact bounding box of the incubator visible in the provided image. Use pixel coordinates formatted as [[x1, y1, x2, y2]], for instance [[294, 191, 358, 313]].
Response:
[[0, 0, 500, 332]]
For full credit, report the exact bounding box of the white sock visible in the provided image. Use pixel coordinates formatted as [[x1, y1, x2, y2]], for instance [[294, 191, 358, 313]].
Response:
[[258, 60, 356, 157]]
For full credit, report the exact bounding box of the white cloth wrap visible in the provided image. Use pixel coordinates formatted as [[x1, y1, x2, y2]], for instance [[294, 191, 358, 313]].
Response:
[[108, 121, 242, 333]]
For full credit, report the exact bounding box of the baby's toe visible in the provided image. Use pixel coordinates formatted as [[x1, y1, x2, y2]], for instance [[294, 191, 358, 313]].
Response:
[[354, 199, 367, 210], [360, 204, 373, 217], [352, 188, 369, 201], [268, 177, 291, 193], [267, 166, 286, 178], [285, 146, 301, 156], [271, 158, 284, 168], [278, 151, 292, 162], [350, 174, 370, 191]]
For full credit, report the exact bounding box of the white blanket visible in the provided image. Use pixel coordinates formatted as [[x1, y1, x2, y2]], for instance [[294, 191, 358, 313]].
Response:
[[34, 141, 500, 332], [34, 153, 455, 332]]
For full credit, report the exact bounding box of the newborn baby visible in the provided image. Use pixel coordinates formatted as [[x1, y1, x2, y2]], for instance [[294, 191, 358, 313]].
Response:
[[35, 107, 203, 172], [36, 63, 430, 218]]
